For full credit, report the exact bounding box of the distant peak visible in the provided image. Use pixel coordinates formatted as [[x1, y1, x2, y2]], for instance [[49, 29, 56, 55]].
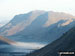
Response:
[[32, 10, 46, 12]]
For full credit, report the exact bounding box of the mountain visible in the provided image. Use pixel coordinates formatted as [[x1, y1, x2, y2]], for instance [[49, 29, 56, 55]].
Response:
[[0, 10, 75, 43], [26, 26, 75, 56]]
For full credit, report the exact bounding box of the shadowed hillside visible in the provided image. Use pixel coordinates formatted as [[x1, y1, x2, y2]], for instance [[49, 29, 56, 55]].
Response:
[[26, 26, 75, 56]]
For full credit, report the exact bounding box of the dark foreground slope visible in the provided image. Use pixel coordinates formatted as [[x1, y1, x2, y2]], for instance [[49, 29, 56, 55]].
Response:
[[26, 26, 75, 56]]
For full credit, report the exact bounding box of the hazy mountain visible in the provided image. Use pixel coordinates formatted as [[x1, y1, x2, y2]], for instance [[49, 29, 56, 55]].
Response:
[[0, 36, 16, 45], [0, 10, 75, 43], [26, 26, 75, 56], [0, 20, 9, 27], [0, 40, 9, 45], [0, 24, 3, 27]]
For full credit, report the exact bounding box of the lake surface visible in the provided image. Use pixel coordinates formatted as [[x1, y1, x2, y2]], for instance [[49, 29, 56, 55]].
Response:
[[0, 42, 46, 56]]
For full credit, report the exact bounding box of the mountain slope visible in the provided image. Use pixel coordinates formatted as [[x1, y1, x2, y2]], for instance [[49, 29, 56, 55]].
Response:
[[0, 10, 75, 43], [0, 36, 16, 45], [26, 26, 75, 56]]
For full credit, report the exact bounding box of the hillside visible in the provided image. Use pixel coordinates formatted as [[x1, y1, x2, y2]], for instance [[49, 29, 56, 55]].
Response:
[[26, 26, 75, 56]]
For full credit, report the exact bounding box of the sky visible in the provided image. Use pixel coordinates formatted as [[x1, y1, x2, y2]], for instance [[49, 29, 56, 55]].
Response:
[[0, 0, 75, 21]]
